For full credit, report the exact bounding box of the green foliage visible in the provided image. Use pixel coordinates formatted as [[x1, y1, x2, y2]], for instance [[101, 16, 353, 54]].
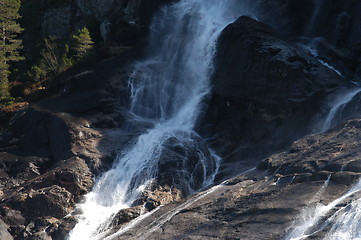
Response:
[[0, 0, 23, 97], [0, 96, 21, 106], [28, 37, 73, 81], [70, 27, 94, 62], [0, 75, 10, 98], [28, 27, 95, 82]]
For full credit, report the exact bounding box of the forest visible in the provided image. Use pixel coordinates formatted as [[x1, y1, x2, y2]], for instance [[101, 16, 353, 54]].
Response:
[[0, 0, 100, 107]]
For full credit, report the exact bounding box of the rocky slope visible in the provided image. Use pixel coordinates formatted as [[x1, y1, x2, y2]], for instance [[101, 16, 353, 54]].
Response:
[[0, 53, 136, 239], [38, 0, 174, 44], [1, 1, 361, 239], [109, 115, 361, 239]]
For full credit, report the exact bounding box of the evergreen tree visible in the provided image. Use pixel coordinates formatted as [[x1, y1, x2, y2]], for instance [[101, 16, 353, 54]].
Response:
[[0, 0, 23, 98], [70, 27, 94, 62], [28, 37, 73, 81]]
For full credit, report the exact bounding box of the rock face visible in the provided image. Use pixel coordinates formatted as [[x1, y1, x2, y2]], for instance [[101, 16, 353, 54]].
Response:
[[156, 133, 218, 196], [198, 16, 347, 178], [253, 0, 361, 80], [0, 49, 141, 238], [111, 115, 361, 240], [38, 0, 174, 44]]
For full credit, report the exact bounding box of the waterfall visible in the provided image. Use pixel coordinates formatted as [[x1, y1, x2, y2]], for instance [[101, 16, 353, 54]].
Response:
[[323, 198, 361, 240], [304, 0, 327, 37], [284, 179, 361, 240], [68, 1, 243, 239], [321, 88, 361, 132]]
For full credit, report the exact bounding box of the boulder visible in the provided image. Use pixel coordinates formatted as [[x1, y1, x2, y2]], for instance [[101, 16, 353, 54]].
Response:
[[112, 206, 142, 228], [24, 186, 74, 219], [49, 216, 78, 240], [11, 108, 73, 160], [23, 157, 93, 200], [156, 133, 219, 196], [198, 16, 347, 176], [21, 217, 58, 240]]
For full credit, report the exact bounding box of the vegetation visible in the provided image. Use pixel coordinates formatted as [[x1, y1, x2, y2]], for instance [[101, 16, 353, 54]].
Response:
[[27, 27, 94, 82], [0, 0, 116, 108], [28, 37, 73, 81], [70, 27, 94, 62], [0, 0, 24, 98]]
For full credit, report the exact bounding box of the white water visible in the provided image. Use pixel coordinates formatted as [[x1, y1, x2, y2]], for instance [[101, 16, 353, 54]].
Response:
[[321, 88, 361, 132], [324, 197, 361, 240], [68, 1, 243, 239], [304, 42, 343, 78], [284, 178, 361, 240], [105, 167, 257, 240]]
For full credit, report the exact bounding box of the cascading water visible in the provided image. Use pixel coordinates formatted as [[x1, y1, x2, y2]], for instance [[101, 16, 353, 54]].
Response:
[[68, 1, 244, 239], [304, 0, 327, 37], [323, 197, 361, 240], [320, 88, 361, 132], [284, 179, 361, 240]]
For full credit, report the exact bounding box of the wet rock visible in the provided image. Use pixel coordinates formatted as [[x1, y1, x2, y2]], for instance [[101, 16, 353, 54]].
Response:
[[255, 0, 361, 80], [198, 16, 346, 176], [138, 185, 183, 211], [157, 133, 218, 196], [49, 216, 78, 240], [112, 206, 142, 228]]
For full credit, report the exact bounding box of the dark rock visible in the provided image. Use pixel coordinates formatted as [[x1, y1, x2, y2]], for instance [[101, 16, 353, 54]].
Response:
[[257, 158, 272, 170], [198, 16, 346, 178], [251, 0, 314, 37], [21, 217, 58, 240], [24, 186, 73, 219], [49, 216, 77, 240], [11, 108, 73, 160], [265, 118, 361, 183], [0, 131, 13, 148], [255, 0, 361, 80], [331, 171, 361, 184], [0, 206, 25, 228], [21, 157, 93, 202], [135, 185, 183, 210], [42, 6, 73, 39], [92, 118, 118, 128], [111, 206, 142, 228], [343, 159, 361, 173], [156, 133, 218, 196], [39, 0, 175, 45]]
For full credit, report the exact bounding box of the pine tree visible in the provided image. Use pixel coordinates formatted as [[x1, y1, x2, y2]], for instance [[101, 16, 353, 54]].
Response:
[[70, 27, 94, 62], [0, 0, 23, 98]]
